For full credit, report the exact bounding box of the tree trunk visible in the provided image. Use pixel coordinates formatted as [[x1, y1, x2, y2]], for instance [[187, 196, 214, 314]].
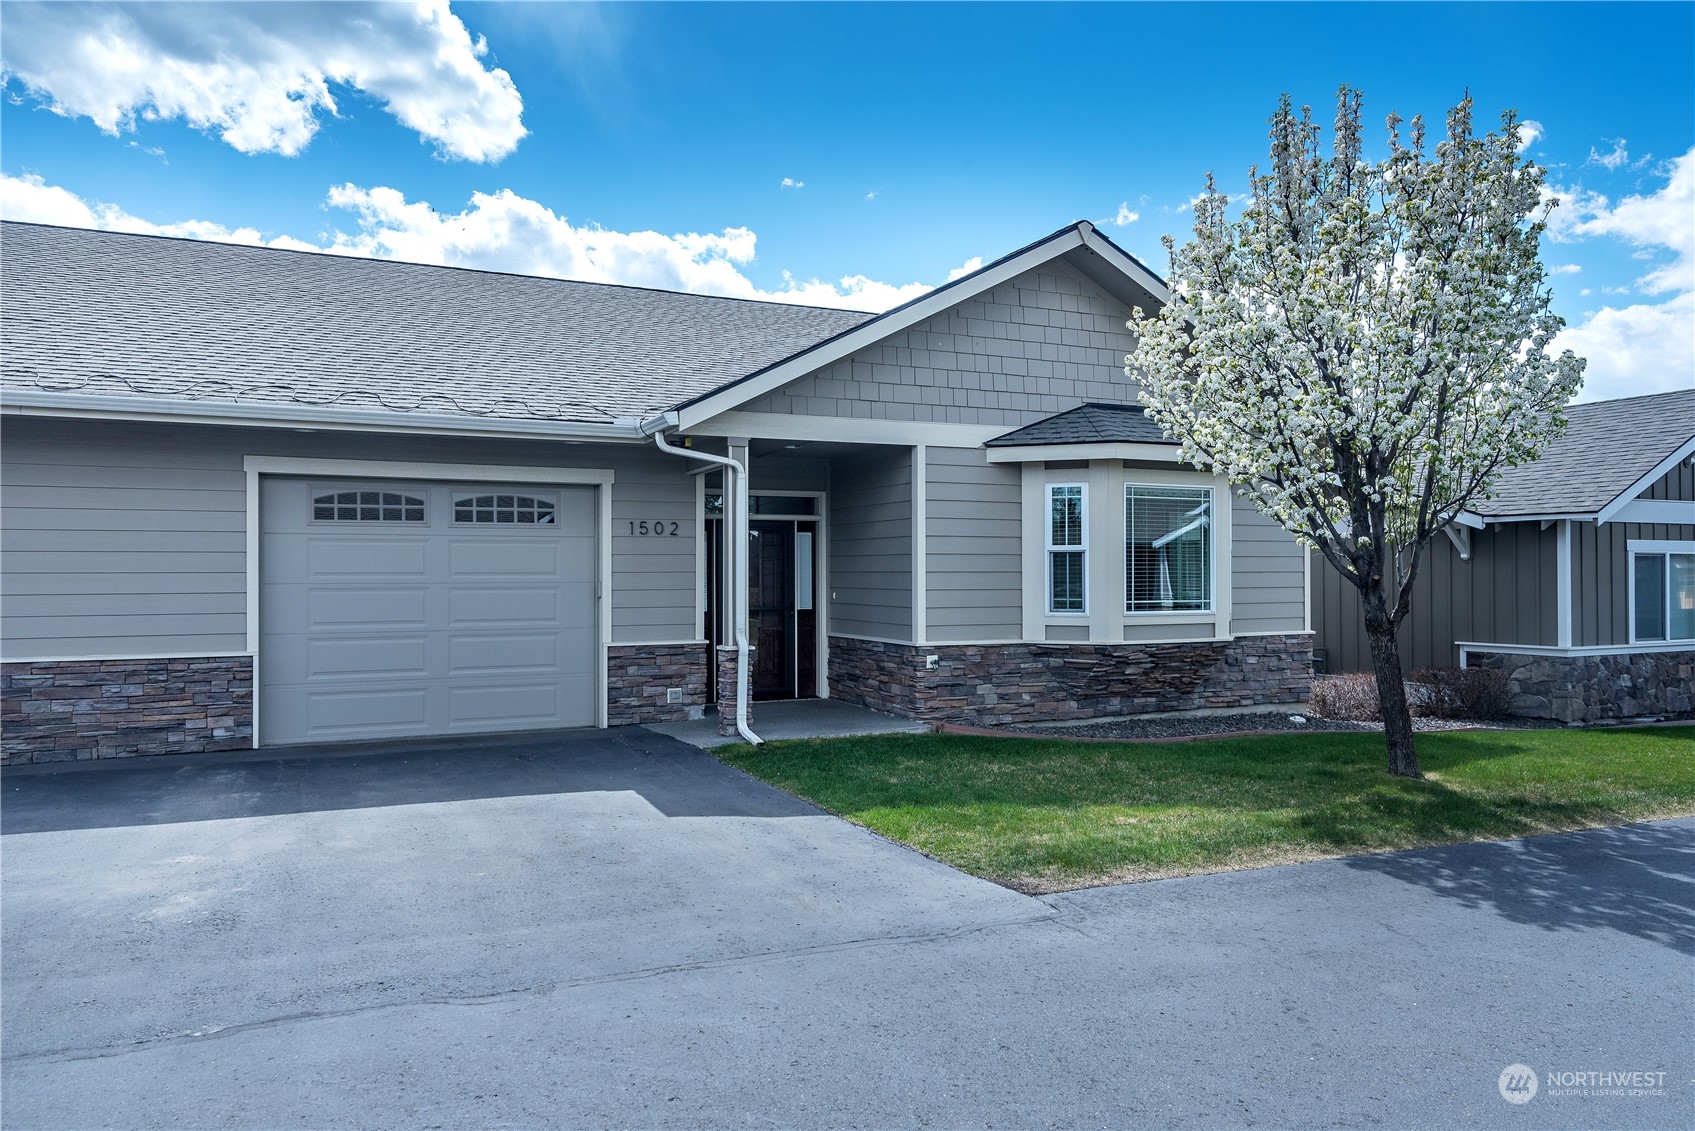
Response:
[[1361, 591, 1421, 778]]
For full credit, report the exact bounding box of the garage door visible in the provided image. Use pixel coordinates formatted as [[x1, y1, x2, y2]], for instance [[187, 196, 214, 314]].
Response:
[[260, 478, 598, 745]]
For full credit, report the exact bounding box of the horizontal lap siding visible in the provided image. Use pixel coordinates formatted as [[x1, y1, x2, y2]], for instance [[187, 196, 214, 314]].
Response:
[[606, 458, 697, 642], [925, 446, 1021, 641], [1, 423, 249, 657], [737, 261, 1143, 427], [1, 417, 700, 660], [829, 449, 912, 641], [1230, 497, 1306, 634]]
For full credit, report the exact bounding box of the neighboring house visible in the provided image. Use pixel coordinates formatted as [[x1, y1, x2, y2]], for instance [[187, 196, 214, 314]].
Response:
[[1313, 389, 1695, 721], [0, 219, 1311, 763]]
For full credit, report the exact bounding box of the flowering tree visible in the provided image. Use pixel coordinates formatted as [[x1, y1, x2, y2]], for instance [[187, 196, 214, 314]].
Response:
[[1131, 87, 1584, 777]]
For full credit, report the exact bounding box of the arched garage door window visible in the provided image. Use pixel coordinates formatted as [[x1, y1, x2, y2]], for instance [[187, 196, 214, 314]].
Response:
[[453, 494, 557, 525]]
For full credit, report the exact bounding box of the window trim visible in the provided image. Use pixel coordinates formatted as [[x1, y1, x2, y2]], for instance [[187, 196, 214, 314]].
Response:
[[1123, 482, 1216, 615], [1627, 538, 1695, 645], [1046, 482, 1088, 616]]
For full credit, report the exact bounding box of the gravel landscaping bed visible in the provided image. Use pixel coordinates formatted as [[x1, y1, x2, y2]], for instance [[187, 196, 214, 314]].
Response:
[[1001, 711, 1570, 741]]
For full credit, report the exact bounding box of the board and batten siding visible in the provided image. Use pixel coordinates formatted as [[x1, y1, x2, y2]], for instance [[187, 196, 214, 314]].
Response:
[[1572, 477, 1695, 648], [0, 416, 701, 660], [1312, 523, 1560, 673], [737, 260, 1143, 428], [1229, 496, 1307, 635], [827, 447, 913, 641], [925, 445, 1022, 641]]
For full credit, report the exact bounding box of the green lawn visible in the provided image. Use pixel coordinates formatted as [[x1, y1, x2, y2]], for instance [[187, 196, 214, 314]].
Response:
[[720, 726, 1695, 893]]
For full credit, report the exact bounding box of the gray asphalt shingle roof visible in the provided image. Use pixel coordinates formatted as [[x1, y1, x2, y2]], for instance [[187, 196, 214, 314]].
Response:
[[1475, 388, 1695, 518], [0, 221, 874, 425], [986, 402, 1176, 447]]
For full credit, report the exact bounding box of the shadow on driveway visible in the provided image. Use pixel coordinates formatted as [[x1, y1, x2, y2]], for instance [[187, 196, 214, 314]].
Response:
[[1, 727, 818, 834], [1342, 818, 1695, 955]]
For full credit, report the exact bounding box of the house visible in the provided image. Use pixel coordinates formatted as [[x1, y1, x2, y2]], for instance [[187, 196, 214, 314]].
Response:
[[1312, 389, 1695, 721], [0, 219, 1311, 763]]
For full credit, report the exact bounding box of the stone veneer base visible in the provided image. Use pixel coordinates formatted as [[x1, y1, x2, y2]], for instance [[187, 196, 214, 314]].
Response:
[[2, 656, 254, 764], [826, 634, 1313, 725], [605, 643, 709, 726], [1465, 648, 1694, 722]]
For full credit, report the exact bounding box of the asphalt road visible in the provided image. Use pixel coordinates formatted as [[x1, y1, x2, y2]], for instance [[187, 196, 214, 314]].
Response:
[[3, 729, 1690, 1129]]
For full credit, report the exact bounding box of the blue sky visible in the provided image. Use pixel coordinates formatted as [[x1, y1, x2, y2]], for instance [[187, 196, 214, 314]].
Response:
[[2, 2, 1691, 401]]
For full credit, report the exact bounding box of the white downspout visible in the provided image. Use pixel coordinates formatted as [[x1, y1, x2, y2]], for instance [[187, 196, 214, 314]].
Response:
[[650, 430, 762, 745]]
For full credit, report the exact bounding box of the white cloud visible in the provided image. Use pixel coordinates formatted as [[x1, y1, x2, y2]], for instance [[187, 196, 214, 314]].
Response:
[[1113, 202, 1139, 226], [1, 174, 972, 313], [1545, 148, 1695, 402], [0, 1, 524, 161], [1587, 138, 1631, 171], [1558, 292, 1694, 402], [1571, 150, 1694, 295], [1549, 263, 1581, 275], [780, 177, 804, 189], [865, 190, 877, 201], [1516, 120, 1543, 153], [0, 171, 316, 249], [946, 257, 984, 282]]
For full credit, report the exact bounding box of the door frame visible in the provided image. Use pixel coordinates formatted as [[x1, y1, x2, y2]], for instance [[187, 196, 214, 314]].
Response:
[[703, 488, 829, 701], [244, 456, 615, 747]]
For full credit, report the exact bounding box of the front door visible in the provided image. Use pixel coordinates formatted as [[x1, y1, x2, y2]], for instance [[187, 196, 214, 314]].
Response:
[[748, 521, 793, 699], [739, 517, 820, 700]]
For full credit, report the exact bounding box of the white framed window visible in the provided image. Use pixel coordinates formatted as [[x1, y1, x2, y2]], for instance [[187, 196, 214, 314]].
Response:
[[1047, 483, 1087, 614], [453, 493, 557, 525], [1126, 484, 1213, 612], [312, 489, 425, 523], [1629, 540, 1695, 643]]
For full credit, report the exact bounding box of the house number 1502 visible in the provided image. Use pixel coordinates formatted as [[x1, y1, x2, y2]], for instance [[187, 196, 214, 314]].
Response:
[[629, 520, 681, 535]]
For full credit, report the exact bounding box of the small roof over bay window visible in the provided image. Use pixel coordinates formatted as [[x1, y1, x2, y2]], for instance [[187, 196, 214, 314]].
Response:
[[984, 403, 1182, 464]]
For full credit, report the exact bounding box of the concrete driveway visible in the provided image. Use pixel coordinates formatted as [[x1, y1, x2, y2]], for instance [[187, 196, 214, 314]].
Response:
[[3, 729, 1689, 1129]]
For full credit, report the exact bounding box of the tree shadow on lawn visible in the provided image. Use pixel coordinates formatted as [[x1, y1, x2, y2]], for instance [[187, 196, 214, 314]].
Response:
[[1339, 815, 1695, 956]]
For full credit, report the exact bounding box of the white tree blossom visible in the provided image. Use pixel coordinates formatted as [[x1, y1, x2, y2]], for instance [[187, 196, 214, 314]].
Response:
[[1131, 88, 1585, 776]]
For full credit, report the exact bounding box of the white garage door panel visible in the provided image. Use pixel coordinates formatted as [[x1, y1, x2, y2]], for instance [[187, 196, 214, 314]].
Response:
[[301, 688, 433, 734], [449, 587, 561, 624], [305, 637, 431, 678], [448, 682, 561, 726], [449, 633, 561, 673], [308, 538, 430, 577], [451, 540, 572, 578], [307, 588, 431, 629], [260, 477, 599, 744]]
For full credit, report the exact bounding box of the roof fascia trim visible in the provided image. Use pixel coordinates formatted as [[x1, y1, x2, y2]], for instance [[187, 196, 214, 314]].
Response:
[[985, 441, 1184, 464], [2, 390, 648, 443], [665, 225, 1094, 431], [1594, 433, 1695, 525], [1076, 223, 1172, 305], [1472, 510, 1600, 524]]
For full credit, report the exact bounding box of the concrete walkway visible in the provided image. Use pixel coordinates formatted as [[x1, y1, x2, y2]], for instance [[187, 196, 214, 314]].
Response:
[[646, 697, 928, 748], [3, 731, 1689, 1129]]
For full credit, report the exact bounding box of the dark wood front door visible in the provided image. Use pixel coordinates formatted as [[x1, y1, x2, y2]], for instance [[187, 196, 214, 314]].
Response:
[[748, 521, 794, 699]]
